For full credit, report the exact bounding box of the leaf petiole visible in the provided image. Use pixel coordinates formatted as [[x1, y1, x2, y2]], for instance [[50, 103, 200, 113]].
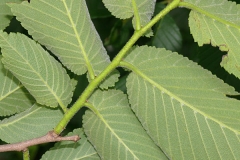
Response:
[[23, 149, 30, 160], [132, 0, 141, 30]]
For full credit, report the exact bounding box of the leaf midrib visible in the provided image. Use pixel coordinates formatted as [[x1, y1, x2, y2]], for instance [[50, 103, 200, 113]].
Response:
[[0, 85, 22, 101], [120, 61, 239, 134], [132, 0, 141, 30], [62, 0, 95, 80], [0, 68, 23, 101], [2, 35, 64, 108], [0, 104, 40, 127], [179, 2, 240, 30], [92, 103, 139, 159]]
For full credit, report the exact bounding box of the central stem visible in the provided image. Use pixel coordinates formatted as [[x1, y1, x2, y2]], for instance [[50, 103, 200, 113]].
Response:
[[54, 0, 180, 134]]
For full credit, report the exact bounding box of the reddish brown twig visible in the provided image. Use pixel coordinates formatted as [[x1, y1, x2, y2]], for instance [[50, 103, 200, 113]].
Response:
[[0, 131, 80, 152]]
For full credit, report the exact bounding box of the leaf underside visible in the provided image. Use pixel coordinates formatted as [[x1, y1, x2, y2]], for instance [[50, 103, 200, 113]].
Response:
[[0, 104, 63, 143], [83, 90, 168, 160], [41, 128, 100, 160], [183, 0, 240, 79], [0, 32, 73, 108], [0, 0, 22, 30], [9, 0, 119, 89], [124, 46, 240, 160], [0, 57, 35, 116], [102, 0, 155, 36]]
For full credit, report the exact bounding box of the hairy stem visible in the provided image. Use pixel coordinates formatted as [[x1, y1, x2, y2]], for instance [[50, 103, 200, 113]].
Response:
[[54, 0, 181, 135]]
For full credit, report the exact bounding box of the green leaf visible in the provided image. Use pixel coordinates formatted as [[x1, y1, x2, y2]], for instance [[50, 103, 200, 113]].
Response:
[[9, 0, 119, 89], [83, 90, 168, 160], [102, 0, 155, 35], [151, 3, 182, 52], [180, 0, 240, 79], [0, 0, 22, 30], [41, 128, 100, 160], [0, 56, 35, 116], [0, 103, 63, 143], [0, 32, 73, 108], [123, 46, 240, 159], [190, 44, 240, 92]]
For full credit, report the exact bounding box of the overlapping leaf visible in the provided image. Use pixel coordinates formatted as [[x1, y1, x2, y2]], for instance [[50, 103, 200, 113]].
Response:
[[0, 32, 73, 108], [0, 56, 35, 116], [0, 0, 22, 30], [191, 44, 240, 92], [102, 0, 155, 35], [83, 90, 168, 160], [0, 103, 63, 143], [9, 0, 119, 89], [180, 0, 240, 79], [41, 128, 100, 160], [123, 46, 240, 159], [152, 15, 182, 51], [151, 3, 182, 52]]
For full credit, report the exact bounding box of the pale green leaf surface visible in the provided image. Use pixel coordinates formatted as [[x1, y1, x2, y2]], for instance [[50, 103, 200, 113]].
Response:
[[0, 56, 35, 116], [0, 0, 22, 30], [41, 128, 100, 160], [0, 103, 63, 143], [181, 0, 240, 79], [123, 46, 240, 160], [102, 0, 155, 35], [9, 0, 119, 89], [191, 44, 240, 92], [0, 32, 73, 108], [83, 90, 168, 160]]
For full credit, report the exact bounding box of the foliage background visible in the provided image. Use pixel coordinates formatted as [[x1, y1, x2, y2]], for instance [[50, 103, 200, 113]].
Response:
[[0, 0, 240, 159]]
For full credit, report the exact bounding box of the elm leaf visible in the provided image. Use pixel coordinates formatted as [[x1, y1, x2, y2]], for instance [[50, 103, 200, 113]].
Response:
[[102, 0, 156, 36], [0, 56, 35, 116], [180, 0, 240, 79], [83, 90, 168, 160], [41, 128, 100, 160], [0, 104, 63, 143], [9, 0, 119, 89], [0, 0, 22, 30], [0, 32, 73, 108], [123, 46, 240, 159]]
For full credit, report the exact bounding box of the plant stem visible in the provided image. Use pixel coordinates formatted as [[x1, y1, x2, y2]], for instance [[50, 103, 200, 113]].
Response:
[[0, 131, 79, 152], [54, 0, 181, 135], [23, 149, 30, 160]]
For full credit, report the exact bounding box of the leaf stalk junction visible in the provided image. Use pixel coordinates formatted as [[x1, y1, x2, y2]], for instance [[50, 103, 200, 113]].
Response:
[[54, 0, 181, 134], [0, 0, 181, 154]]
